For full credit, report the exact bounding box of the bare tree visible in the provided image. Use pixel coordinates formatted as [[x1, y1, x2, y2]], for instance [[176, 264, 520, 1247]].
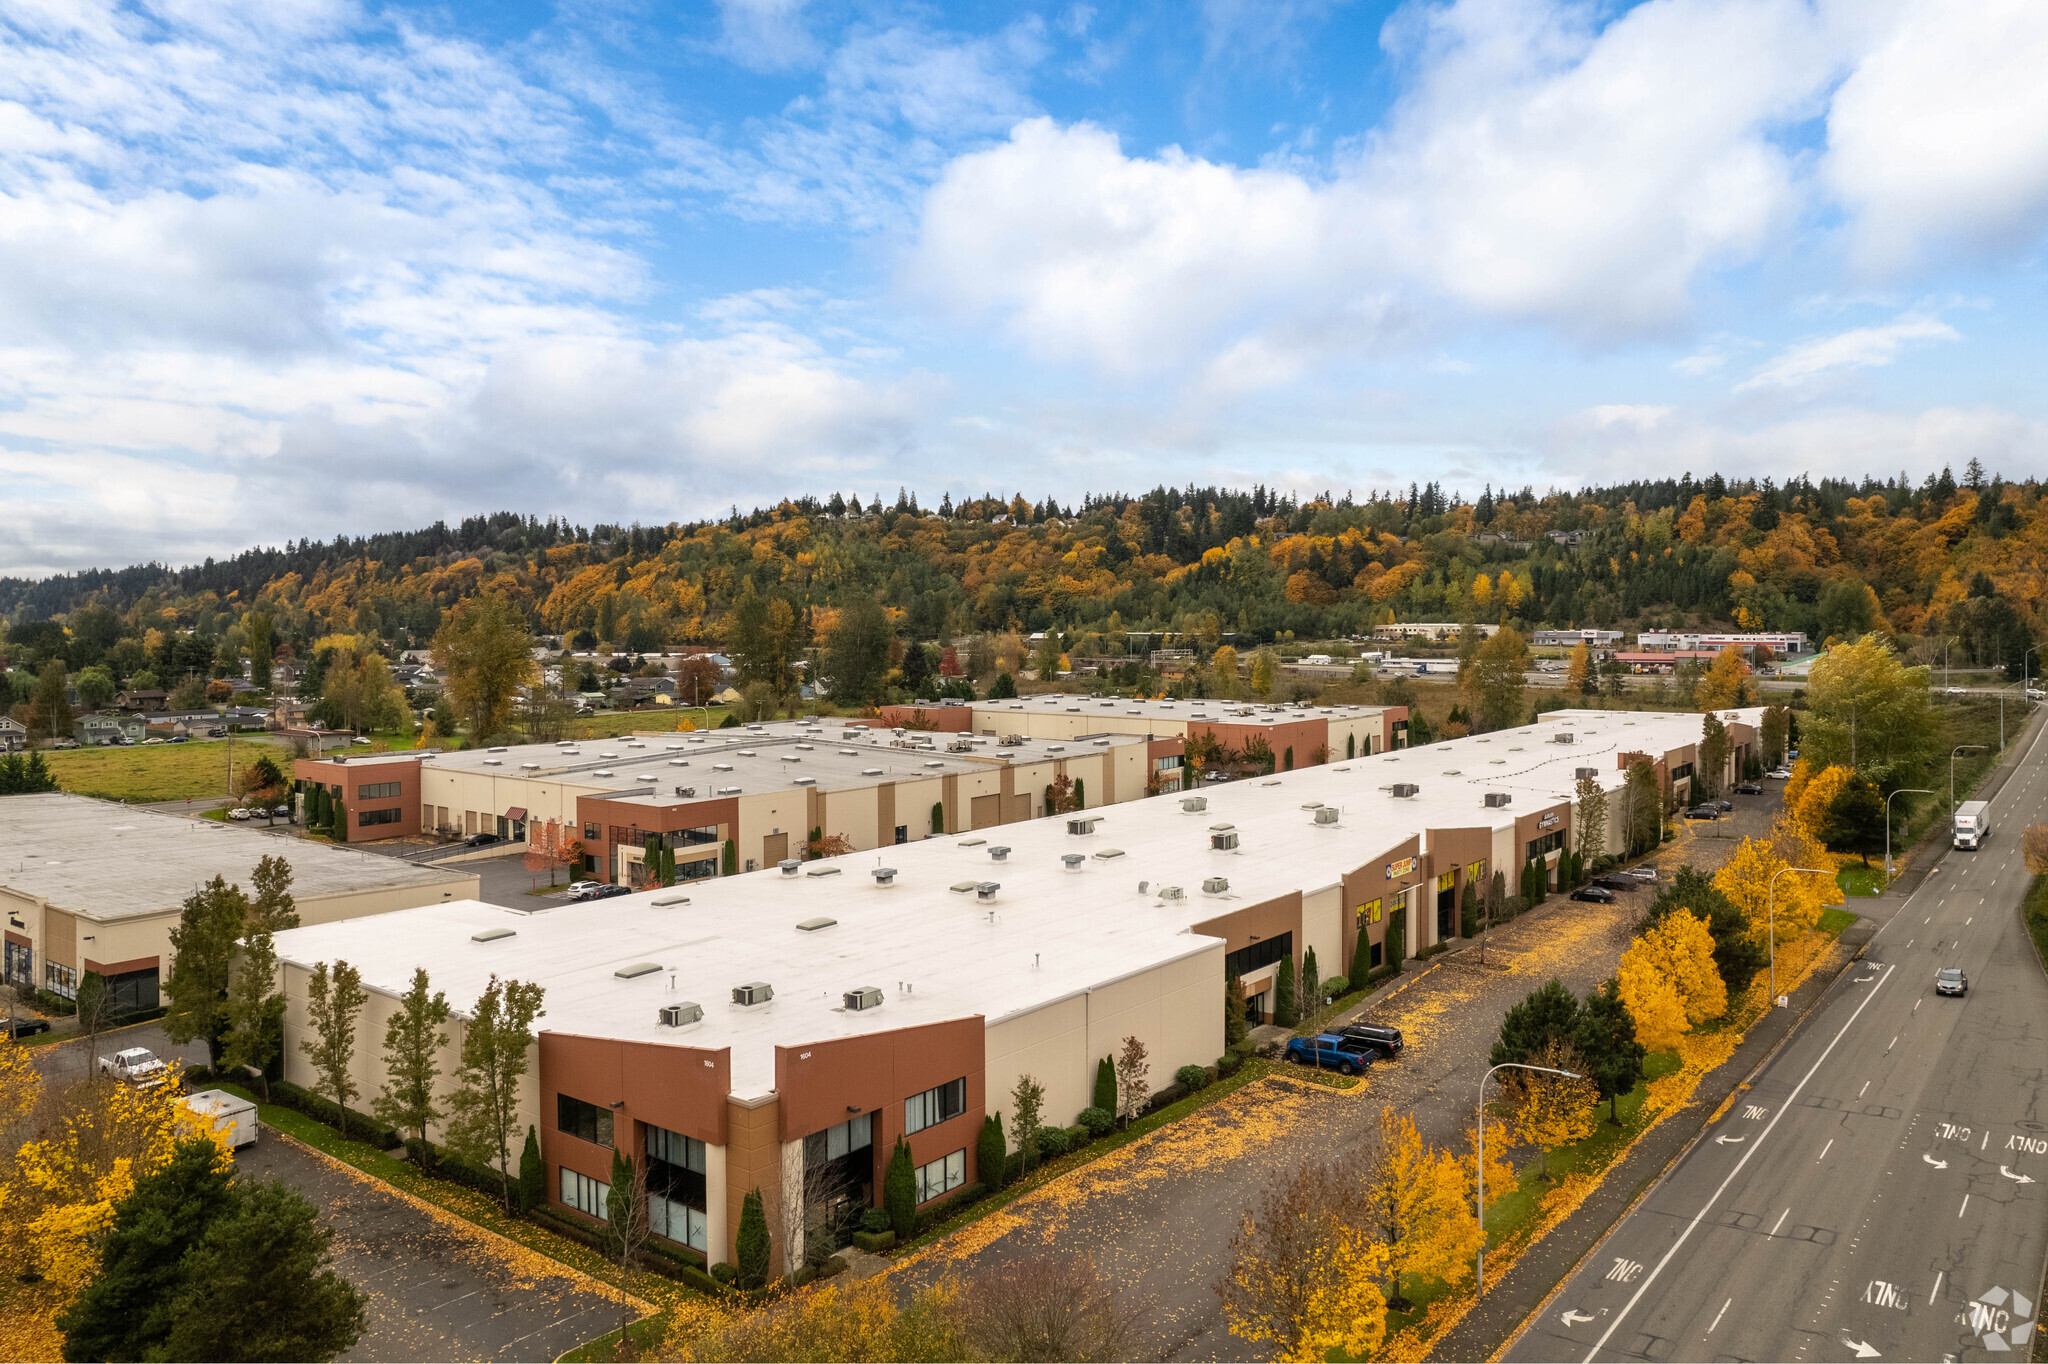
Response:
[[961, 1254, 1144, 1362], [1115, 1035, 1150, 1130]]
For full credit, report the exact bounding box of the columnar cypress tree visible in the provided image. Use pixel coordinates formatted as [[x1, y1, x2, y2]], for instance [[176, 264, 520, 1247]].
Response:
[[735, 1188, 771, 1289], [1387, 907, 1406, 972], [517, 1126, 544, 1210], [883, 1137, 918, 1239], [1274, 956, 1297, 1027], [1351, 921, 1372, 981], [333, 799, 348, 842], [721, 839, 736, 876], [1301, 946, 1320, 1008], [930, 801, 944, 835], [976, 1114, 1006, 1191], [1224, 975, 1249, 1047], [1461, 881, 1480, 937], [1072, 778, 1085, 810], [1093, 1056, 1116, 1112]]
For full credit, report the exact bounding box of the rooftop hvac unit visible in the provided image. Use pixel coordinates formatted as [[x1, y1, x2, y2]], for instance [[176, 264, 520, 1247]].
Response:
[[1576, 767, 1599, 779], [1484, 792, 1512, 808], [976, 882, 1000, 902], [1211, 830, 1240, 851], [844, 986, 884, 1012], [1202, 876, 1230, 895], [732, 981, 773, 1007], [872, 867, 898, 885], [1390, 783, 1420, 798], [1181, 796, 1208, 813], [1158, 885, 1185, 902], [658, 1002, 703, 1028], [1067, 816, 1101, 835], [1061, 853, 1086, 870], [1552, 732, 1576, 744], [779, 859, 801, 876], [1314, 806, 1340, 825], [989, 846, 1011, 861]]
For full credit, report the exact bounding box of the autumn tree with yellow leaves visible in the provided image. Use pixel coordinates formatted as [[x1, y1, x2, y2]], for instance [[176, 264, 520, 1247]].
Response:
[[1695, 644, 1752, 711], [1617, 910, 1727, 1052], [1504, 1039, 1599, 1182], [1714, 813, 1844, 950], [1364, 1107, 1484, 1312], [1218, 1159, 1388, 1362]]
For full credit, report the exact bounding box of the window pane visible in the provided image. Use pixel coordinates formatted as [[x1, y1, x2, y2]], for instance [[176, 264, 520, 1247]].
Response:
[[827, 1123, 848, 1160], [596, 1109, 614, 1147], [850, 1113, 872, 1150], [560, 1167, 575, 1206], [947, 1150, 964, 1189]]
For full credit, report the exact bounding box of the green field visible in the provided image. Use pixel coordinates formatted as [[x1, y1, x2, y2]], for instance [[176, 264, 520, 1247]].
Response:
[[42, 736, 298, 803], [1836, 864, 1885, 897]]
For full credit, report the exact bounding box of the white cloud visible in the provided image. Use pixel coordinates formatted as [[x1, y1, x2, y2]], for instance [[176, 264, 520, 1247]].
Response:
[[1824, 0, 2048, 271], [1586, 404, 1672, 431], [715, 0, 820, 72], [1735, 314, 1960, 392]]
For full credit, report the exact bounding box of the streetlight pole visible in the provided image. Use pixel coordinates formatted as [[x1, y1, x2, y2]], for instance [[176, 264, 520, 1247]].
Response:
[[1768, 866, 1830, 1005], [1950, 745, 1987, 816], [1477, 1060, 1581, 1296], [1884, 788, 1933, 889]]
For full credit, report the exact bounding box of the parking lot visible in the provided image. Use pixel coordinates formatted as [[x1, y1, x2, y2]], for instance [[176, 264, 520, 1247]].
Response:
[[238, 1136, 634, 1363]]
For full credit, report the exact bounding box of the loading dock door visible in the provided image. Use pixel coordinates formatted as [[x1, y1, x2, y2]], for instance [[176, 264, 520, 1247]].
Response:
[[763, 832, 789, 865], [971, 794, 1002, 830]]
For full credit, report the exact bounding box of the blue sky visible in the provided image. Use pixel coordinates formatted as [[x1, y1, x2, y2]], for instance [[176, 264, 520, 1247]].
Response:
[[3, 0, 2047, 574]]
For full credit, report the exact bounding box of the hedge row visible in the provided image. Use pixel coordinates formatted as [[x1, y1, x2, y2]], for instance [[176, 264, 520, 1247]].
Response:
[[267, 1080, 402, 1149]]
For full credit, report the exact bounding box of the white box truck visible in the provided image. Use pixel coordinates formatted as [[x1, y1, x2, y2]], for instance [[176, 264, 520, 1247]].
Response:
[[1953, 800, 1990, 850], [181, 1089, 258, 1150]]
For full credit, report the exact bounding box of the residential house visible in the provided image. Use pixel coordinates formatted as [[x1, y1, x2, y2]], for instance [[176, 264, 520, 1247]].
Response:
[[74, 714, 146, 746], [0, 716, 27, 751], [115, 688, 168, 712]]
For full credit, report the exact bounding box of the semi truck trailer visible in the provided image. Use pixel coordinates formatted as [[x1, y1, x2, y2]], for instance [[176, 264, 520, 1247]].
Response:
[[1953, 800, 1990, 850]]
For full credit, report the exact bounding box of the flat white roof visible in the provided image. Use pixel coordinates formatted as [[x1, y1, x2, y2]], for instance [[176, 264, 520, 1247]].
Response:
[[421, 723, 1151, 801], [976, 694, 1393, 724], [0, 792, 475, 922], [275, 708, 1747, 1099]]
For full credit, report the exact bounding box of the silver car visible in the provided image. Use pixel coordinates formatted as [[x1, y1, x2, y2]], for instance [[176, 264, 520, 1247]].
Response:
[[1936, 967, 1967, 996]]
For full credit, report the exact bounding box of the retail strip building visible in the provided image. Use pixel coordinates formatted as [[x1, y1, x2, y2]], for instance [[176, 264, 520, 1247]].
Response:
[[270, 707, 1754, 1273]]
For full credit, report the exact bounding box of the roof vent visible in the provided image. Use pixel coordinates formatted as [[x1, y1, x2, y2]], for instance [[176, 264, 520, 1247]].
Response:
[[732, 981, 773, 1006], [1485, 792, 1512, 808], [651, 893, 689, 907], [717, 786, 741, 796], [1390, 783, 1420, 798], [1061, 853, 1086, 870], [712, 763, 734, 772], [614, 961, 661, 980], [976, 882, 1000, 902], [793, 777, 817, 786], [796, 916, 838, 932], [989, 846, 1010, 861], [1202, 876, 1230, 895], [1066, 817, 1100, 835], [872, 867, 898, 885], [924, 760, 946, 769], [1314, 806, 1340, 825], [1211, 830, 1240, 851], [950, 880, 979, 893], [1093, 848, 1125, 860], [1181, 796, 1208, 813], [805, 866, 841, 878], [520, 762, 540, 771], [669, 759, 689, 767], [779, 859, 801, 876], [737, 749, 757, 757], [861, 767, 884, 777], [600, 752, 618, 759], [844, 986, 884, 1012], [470, 927, 516, 943], [1301, 801, 1324, 810], [487, 746, 508, 753], [483, 759, 502, 766], [780, 754, 802, 763], [659, 1001, 703, 1027]]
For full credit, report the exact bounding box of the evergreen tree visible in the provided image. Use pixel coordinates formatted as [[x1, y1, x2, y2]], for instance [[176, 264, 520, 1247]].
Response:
[[1093, 1056, 1117, 1112], [1072, 777, 1085, 810], [976, 1114, 1006, 1192], [1576, 977, 1647, 1123], [333, 798, 348, 842], [1274, 956, 1298, 1027], [518, 1126, 545, 1210], [735, 1188, 772, 1289], [1460, 881, 1480, 937], [1350, 921, 1373, 982], [1387, 906, 1406, 972], [1301, 946, 1320, 1009], [1491, 978, 1582, 1067], [988, 671, 1017, 699], [1224, 975, 1249, 1047], [884, 1136, 918, 1239]]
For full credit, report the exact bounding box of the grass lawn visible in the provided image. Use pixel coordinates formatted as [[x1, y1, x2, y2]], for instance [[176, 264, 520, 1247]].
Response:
[[43, 735, 298, 803], [1818, 906, 1858, 936], [1836, 863, 1885, 897], [2023, 874, 2048, 972]]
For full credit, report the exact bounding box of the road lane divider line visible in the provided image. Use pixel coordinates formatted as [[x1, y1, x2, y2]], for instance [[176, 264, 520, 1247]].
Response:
[[1959, 1195, 1970, 1217], [1930, 1271, 1943, 1305], [1580, 962, 1895, 1364], [1708, 1298, 1731, 1334], [1818, 1140, 1832, 1162], [1771, 1209, 1790, 1236]]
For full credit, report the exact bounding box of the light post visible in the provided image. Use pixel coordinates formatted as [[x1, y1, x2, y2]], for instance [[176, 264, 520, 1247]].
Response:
[[1768, 866, 1830, 1005], [1950, 745, 1987, 816], [1477, 1060, 1581, 1296], [2026, 645, 2040, 709], [1884, 788, 1933, 888]]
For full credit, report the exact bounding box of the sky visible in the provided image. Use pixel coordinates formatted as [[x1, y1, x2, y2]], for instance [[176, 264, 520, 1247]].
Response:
[[4, 0, 2048, 576]]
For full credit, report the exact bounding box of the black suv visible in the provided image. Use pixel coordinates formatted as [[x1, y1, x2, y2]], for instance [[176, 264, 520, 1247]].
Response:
[[1334, 1022, 1405, 1058]]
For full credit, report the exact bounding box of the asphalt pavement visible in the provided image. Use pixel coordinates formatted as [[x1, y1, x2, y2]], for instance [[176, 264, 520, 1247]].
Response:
[[1506, 723, 2048, 1364]]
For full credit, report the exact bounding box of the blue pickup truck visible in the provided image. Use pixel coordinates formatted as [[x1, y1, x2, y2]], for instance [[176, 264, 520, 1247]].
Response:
[[1283, 1033, 1378, 1076]]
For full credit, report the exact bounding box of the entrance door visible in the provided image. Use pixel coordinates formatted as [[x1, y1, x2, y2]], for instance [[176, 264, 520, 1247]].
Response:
[[1246, 990, 1268, 1024], [1437, 885, 1455, 943]]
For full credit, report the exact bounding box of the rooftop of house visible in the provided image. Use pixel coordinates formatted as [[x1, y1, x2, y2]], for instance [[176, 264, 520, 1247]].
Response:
[[273, 707, 1746, 1099], [0, 792, 475, 922]]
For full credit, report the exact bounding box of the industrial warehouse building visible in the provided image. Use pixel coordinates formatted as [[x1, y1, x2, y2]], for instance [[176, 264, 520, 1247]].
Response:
[[300, 721, 1169, 883], [877, 695, 1406, 768], [0, 793, 478, 1010], [269, 707, 1753, 1274]]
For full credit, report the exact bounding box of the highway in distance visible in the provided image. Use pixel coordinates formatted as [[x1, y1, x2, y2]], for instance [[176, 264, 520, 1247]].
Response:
[[1507, 732, 2048, 1363]]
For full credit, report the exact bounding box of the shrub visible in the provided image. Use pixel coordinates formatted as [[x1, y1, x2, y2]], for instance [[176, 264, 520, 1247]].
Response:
[[850, 1229, 897, 1254], [517, 1126, 544, 1211], [1175, 1064, 1209, 1093], [736, 1188, 772, 1289], [1320, 974, 1349, 1001], [977, 1113, 1006, 1191], [269, 1080, 402, 1149], [1077, 1107, 1114, 1138], [1217, 1051, 1243, 1078], [915, 1182, 986, 1233], [884, 1137, 918, 1239], [858, 1207, 891, 1235], [710, 1262, 738, 1286], [1093, 1056, 1116, 1112], [1035, 1126, 1070, 1160]]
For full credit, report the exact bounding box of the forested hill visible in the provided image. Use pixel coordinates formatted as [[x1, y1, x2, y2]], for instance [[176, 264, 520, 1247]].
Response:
[[2, 467, 2042, 670]]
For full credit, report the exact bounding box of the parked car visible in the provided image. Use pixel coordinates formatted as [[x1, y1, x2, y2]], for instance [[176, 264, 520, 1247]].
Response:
[[1713, 799, 1733, 812], [1623, 866, 1660, 882], [351, 736, 373, 745], [97, 1047, 169, 1087], [589, 883, 633, 899], [1592, 874, 1637, 891], [1936, 966, 1968, 996], [206, 726, 228, 737], [2029, 688, 2045, 701], [1735, 782, 1763, 795], [1767, 766, 1792, 780], [1571, 885, 1615, 903], [1284, 1033, 1376, 1076], [1685, 805, 1720, 820], [5, 1016, 51, 1039], [168, 734, 188, 743], [142, 737, 165, 745], [1944, 686, 1967, 696], [271, 804, 291, 818], [565, 880, 604, 900], [464, 832, 501, 847], [229, 807, 252, 821], [1333, 1022, 1405, 1058], [50, 738, 79, 749]]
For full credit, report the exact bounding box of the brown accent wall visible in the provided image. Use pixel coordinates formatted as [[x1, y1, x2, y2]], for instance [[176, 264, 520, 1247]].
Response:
[[941, 773, 959, 835], [295, 754, 426, 839], [1339, 833, 1424, 960], [577, 793, 739, 884], [725, 1098, 783, 1265], [43, 906, 75, 970], [82, 954, 159, 977], [1190, 890, 1304, 1018], [775, 1015, 986, 1188], [1513, 801, 1572, 876], [1199, 717, 1330, 771], [1381, 707, 1410, 751], [873, 705, 974, 732], [877, 783, 897, 846]]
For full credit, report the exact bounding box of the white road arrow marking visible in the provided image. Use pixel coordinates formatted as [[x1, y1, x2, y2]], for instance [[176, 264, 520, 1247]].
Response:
[[1561, 1309, 1594, 1327], [2000, 1165, 2036, 1184], [1925, 1153, 1949, 1169], [1844, 1336, 1881, 1358], [1716, 1133, 1746, 1145]]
